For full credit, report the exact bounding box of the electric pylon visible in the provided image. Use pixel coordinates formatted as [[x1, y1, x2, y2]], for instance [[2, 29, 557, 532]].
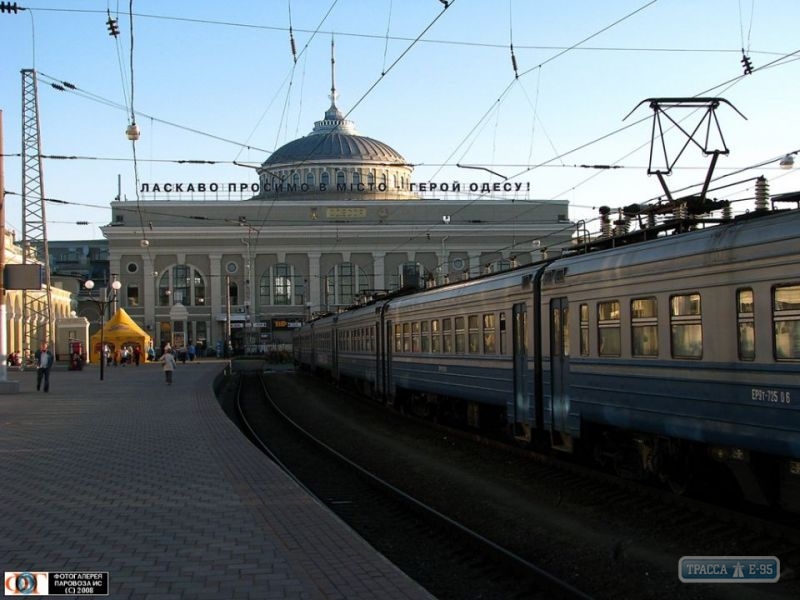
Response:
[[21, 68, 53, 350]]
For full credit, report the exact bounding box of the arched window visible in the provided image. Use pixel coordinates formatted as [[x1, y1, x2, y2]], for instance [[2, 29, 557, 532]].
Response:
[[292, 172, 300, 186], [228, 280, 239, 306], [336, 171, 345, 186], [381, 173, 388, 188], [321, 171, 330, 185], [367, 171, 375, 186], [487, 259, 512, 274], [158, 265, 207, 306], [258, 264, 305, 306], [352, 172, 361, 187], [393, 174, 398, 189], [306, 172, 315, 187], [325, 262, 368, 308], [389, 262, 427, 291]]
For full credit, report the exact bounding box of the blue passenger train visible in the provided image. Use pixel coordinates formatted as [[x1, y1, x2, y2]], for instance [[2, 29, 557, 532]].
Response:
[[294, 205, 800, 510]]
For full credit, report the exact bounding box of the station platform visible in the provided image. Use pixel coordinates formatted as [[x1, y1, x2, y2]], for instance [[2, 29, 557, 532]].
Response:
[[0, 360, 433, 599]]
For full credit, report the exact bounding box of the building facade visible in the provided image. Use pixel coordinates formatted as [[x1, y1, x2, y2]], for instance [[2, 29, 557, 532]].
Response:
[[3, 230, 73, 359], [104, 91, 573, 355]]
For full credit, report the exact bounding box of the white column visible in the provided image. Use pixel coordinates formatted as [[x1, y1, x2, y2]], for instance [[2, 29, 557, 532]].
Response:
[[308, 252, 321, 314], [372, 251, 385, 291], [209, 254, 222, 345]]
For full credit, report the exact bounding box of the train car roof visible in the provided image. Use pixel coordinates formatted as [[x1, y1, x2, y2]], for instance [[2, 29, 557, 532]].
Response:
[[547, 208, 800, 277]]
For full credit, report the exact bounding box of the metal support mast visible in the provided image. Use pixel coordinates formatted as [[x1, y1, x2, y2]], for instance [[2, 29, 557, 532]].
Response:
[[21, 68, 53, 349]]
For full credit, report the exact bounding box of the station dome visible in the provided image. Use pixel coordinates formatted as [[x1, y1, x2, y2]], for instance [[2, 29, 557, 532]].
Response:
[[264, 103, 407, 167], [256, 40, 415, 200]]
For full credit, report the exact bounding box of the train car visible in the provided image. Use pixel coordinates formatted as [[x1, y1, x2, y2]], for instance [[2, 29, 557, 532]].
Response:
[[335, 299, 388, 395], [295, 207, 800, 508], [539, 208, 800, 504], [380, 267, 544, 430]]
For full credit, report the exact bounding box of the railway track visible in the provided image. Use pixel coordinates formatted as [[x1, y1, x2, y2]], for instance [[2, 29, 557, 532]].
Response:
[[234, 370, 593, 600], [225, 368, 800, 599]]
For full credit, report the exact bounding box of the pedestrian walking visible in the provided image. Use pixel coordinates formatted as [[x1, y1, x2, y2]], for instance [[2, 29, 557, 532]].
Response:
[[34, 342, 54, 392], [160, 349, 177, 385]]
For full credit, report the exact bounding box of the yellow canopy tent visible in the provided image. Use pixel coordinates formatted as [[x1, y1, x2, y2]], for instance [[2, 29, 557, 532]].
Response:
[[88, 308, 152, 363]]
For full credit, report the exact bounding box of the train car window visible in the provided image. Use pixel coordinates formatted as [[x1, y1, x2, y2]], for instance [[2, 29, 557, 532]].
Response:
[[579, 304, 589, 356], [631, 297, 658, 357], [431, 319, 441, 353], [773, 284, 800, 360], [394, 323, 402, 353], [670, 294, 703, 359], [412, 322, 421, 352], [736, 289, 756, 360], [483, 313, 496, 354], [403, 322, 411, 352], [421, 321, 430, 352], [562, 306, 570, 357], [597, 300, 621, 356], [499, 313, 506, 355], [468, 315, 480, 353], [442, 318, 453, 353], [455, 317, 466, 354]]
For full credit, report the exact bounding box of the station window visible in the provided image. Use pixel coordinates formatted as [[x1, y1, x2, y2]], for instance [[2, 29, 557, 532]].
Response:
[[431, 320, 441, 353], [127, 284, 140, 307], [597, 300, 621, 356], [773, 284, 800, 360], [737, 288, 755, 360], [631, 297, 658, 357], [579, 304, 589, 356], [483, 313, 496, 354], [671, 293, 702, 359], [455, 317, 466, 353], [442, 318, 453, 353], [468, 315, 480, 353]]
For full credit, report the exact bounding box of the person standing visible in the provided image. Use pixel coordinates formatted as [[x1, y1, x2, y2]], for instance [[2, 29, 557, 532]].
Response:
[[160, 349, 177, 385], [34, 342, 54, 392]]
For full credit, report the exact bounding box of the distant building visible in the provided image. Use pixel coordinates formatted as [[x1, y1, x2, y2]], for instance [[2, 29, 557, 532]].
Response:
[[104, 76, 573, 354]]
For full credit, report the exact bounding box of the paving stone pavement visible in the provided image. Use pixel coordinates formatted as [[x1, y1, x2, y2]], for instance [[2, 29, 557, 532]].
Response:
[[0, 361, 434, 599]]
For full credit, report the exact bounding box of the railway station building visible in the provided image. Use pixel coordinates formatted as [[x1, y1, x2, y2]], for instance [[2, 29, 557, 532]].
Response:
[[103, 89, 573, 354]]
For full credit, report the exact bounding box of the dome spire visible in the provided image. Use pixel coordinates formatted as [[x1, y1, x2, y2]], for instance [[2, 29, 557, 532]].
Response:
[[329, 36, 338, 108], [312, 35, 357, 135]]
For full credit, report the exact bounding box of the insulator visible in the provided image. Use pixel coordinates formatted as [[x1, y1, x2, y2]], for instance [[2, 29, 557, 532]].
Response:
[[675, 202, 688, 221], [510, 44, 518, 78], [646, 212, 656, 229], [754, 176, 769, 211], [599, 206, 612, 238], [741, 51, 754, 75], [106, 12, 120, 37], [722, 205, 732, 221]]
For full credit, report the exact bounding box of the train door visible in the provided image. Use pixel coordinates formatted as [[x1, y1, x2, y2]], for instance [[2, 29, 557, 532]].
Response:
[[511, 303, 529, 438], [374, 319, 382, 397], [332, 323, 339, 383], [550, 297, 571, 440], [384, 319, 393, 402]]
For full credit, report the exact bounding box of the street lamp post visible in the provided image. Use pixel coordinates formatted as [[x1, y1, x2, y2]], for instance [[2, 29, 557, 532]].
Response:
[[84, 278, 122, 381]]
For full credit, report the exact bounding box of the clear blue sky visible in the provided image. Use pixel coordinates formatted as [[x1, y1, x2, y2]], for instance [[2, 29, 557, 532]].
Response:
[[1, 0, 798, 240]]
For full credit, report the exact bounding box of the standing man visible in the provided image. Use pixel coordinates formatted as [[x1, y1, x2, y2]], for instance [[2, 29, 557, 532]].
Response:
[[159, 348, 177, 385], [34, 341, 54, 392]]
